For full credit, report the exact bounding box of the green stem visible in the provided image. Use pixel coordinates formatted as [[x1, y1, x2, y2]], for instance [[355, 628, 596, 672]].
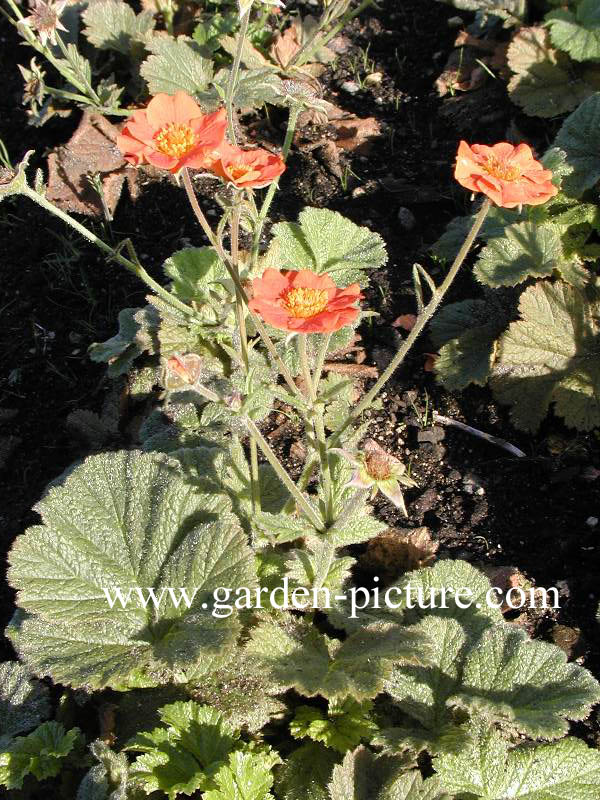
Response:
[[250, 105, 300, 268], [299, 335, 333, 524], [330, 197, 493, 447], [329, 488, 370, 533], [225, 8, 251, 145], [20, 184, 199, 319], [181, 168, 301, 399], [283, 454, 318, 514], [289, 0, 373, 68], [230, 195, 261, 512], [244, 416, 324, 531], [312, 332, 331, 394]]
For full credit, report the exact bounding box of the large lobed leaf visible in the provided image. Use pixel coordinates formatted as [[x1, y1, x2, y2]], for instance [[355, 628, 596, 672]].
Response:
[[546, 0, 600, 63], [433, 720, 600, 799], [266, 208, 387, 287], [82, 0, 154, 55], [141, 37, 213, 96], [507, 27, 600, 118], [490, 280, 600, 431], [7, 450, 257, 689], [0, 663, 50, 746], [554, 92, 600, 197]]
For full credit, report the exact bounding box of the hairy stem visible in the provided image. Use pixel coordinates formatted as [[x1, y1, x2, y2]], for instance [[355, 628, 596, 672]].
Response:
[[230, 196, 261, 512], [181, 168, 301, 398], [329, 488, 370, 533], [244, 416, 324, 531], [312, 332, 331, 394], [225, 8, 251, 145], [21, 184, 198, 319], [299, 335, 333, 524], [250, 105, 300, 268], [330, 197, 493, 447]]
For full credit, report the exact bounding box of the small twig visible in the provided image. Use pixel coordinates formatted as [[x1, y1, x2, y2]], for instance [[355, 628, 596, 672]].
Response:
[[433, 412, 526, 458]]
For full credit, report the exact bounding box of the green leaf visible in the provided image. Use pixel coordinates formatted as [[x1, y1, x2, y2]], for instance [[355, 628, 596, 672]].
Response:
[[82, 0, 154, 55], [0, 662, 50, 745], [507, 26, 600, 117], [435, 0, 524, 23], [203, 750, 279, 800], [163, 247, 229, 306], [451, 623, 600, 739], [246, 616, 427, 701], [490, 280, 600, 431], [433, 721, 600, 799], [327, 746, 439, 800], [141, 37, 213, 96], [7, 450, 256, 689], [127, 701, 240, 800], [253, 511, 320, 545], [200, 68, 287, 111], [554, 92, 600, 197], [190, 655, 286, 733], [547, 0, 600, 63], [291, 698, 377, 754], [267, 208, 387, 287], [474, 222, 564, 287], [76, 740, 130, 800], [89, 307, 146, 377], [0, 722, 82, 790], [276, 743, 338, 800], [431, 298, 512, 391]]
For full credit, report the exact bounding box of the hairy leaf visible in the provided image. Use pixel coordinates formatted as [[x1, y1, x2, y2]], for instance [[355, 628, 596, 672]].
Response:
[[0, 722, 82, 790], [276, 742, 338, 800], [433, 721, 600, 799], [267, 208, 387, 287], [76, 740, 130, 800], [452, 623, 600, 739], [554, 92, 600, 196], [7, 450, 256, 689], [127, 701, 240, 800], [490, 280, 600, 431], [507, 27, 600, 117], [291, 698, 377, 754], [431, 298, 511, 390], [0, 663, 50, 745], [246, 615, 427, 700], [163, 247, 229, 306], [474, 222, 563, 287], [141, 37, 213, 96], [82, 0, 154, 54], [547, 0, 600, 63], [203, 750, 279, 800]]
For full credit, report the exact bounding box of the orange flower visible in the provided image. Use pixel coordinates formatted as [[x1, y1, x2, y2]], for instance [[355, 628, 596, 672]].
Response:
[[248, 269, 362, 333], [454, 141, 558, 208], [211, 143, 285, 189], [116, 91, 227, 174]]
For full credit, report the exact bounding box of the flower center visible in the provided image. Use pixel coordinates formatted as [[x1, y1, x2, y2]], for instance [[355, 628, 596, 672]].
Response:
[[365, 453, 392, 481], [155, 123, 197, 159], [484, 155, 521, 182], [282, 287, 329, 319], [227, 163, 259, 183]]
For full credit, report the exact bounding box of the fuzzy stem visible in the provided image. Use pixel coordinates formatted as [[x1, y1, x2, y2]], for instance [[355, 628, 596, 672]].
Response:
[[244, 416, 324, 531], [312, 332, 331, 394], [181, 168, 301, 398], [329, 488, 370, 533], [225, 8, 251, 145], [330, 197, 493, 447], [250, 105, 300, 267], [230, 196, 261, 512], [299, 335, 333, 524], [21, 184, 198, 319]]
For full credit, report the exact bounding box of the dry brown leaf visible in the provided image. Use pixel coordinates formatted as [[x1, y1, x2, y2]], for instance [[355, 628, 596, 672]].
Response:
[[46, 112, 138, 217], [362, 526, 438, 581], [328, 110, 381, 154], [270, 25, 301, 69], [392, 314, 417, 331]]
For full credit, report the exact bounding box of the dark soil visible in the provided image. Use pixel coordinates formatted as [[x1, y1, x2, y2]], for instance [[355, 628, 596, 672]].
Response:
[[1, 0, 599, 786]]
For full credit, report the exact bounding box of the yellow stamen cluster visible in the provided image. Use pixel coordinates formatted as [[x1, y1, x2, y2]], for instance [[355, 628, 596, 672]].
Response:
[[155, 123, 197, 159], [484, 155, 521, 182], [227, 164, 258, 183], [282, 287, 329, 319]]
